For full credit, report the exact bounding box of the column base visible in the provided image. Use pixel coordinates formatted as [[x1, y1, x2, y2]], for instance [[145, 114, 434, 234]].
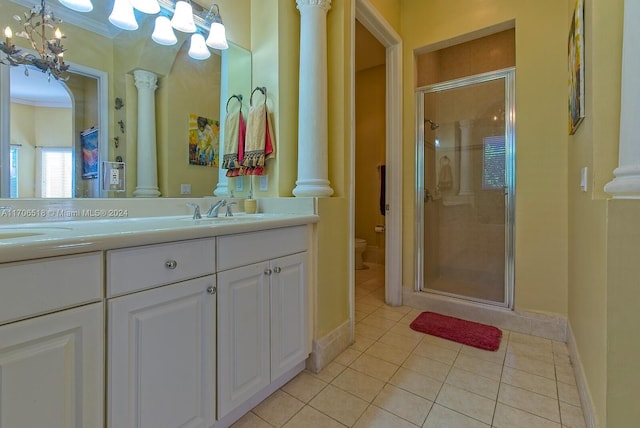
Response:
[[213, 182, 229, 197], [604, 165, 640, 199], [133, 186, 161, 198], [293, 179, 334, 197]]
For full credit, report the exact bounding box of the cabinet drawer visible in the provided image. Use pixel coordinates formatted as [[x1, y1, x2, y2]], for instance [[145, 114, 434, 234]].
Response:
[[217, 226, 307, 271], [0, 252, 103, 325], [107, 238, 215, 297]]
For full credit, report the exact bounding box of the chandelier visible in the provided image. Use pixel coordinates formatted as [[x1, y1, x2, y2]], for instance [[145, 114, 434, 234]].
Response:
[[0, 0, 73, 80]]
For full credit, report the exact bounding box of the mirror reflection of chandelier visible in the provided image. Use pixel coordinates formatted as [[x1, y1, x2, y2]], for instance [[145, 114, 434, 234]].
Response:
[[0, 0, 89, 81]]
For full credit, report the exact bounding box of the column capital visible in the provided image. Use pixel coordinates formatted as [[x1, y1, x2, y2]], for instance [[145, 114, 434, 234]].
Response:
[[296, 0, 331, 12], [133, 69, 158, 91]]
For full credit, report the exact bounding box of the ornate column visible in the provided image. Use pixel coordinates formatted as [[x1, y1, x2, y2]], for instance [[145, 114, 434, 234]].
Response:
[[458, 119, 474, 196], [292, 0, 334, 197], [133, 70, 161, 197], [604, 0, 640, 198]]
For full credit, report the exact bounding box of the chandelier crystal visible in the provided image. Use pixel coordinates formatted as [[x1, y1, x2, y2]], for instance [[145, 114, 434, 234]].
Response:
[[0, 0, 69, 80]]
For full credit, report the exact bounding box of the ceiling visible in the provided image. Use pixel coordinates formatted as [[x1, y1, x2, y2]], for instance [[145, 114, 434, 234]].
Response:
[[10, 66, 72, 108]]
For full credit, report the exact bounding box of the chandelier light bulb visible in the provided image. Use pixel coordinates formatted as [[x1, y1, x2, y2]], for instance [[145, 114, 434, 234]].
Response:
[[171, 1, 196, 33], [129, 0, 160, 15], [109, 0, 139, 31], [58, 0, 93, 13], [4, 26, 12, 39], [152, 16, 177, 46], [54, 27, 62, 39], [188, 33, 210, 60]]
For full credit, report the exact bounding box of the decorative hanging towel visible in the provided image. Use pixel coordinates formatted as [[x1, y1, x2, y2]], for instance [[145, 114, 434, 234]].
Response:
[[242, 86, 276, 175], [222, 94, 246, 177], [438, 155, 453, 191]]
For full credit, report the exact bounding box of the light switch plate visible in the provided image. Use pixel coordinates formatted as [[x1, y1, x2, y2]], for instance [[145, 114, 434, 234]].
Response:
[[235, 178, 243, 191], [259, 175, 268, 191], [580, 167, 588, 192]]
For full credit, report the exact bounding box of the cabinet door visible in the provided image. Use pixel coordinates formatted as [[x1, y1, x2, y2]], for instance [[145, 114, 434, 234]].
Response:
[[217, 262, 270, 418], [270, 252, 308, 379], [0, 302, 104, 428], [108, 276, 216, 428]]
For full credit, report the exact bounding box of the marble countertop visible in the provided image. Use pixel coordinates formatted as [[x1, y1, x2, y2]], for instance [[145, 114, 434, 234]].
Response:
[[0, 213, 318, 264]]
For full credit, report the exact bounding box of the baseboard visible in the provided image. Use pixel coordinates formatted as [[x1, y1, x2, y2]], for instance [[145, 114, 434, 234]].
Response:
[[403, 290, 567, 342], [566, 322, 599, 428], [306, 319, 351, 373]]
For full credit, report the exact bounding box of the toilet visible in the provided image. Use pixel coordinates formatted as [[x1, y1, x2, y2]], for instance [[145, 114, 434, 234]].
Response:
[[354, 238, 367, 270]]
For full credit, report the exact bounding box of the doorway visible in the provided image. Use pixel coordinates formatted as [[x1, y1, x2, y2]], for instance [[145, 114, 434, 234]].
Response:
[[354, 0, 403, 311], [416, 68, 515, 307]]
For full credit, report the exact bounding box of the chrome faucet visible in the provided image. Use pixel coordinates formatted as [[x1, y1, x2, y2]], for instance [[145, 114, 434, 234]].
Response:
[[206, 200, 226, 218], [225, 202, 237, 217], [186, 203, 201, 220]]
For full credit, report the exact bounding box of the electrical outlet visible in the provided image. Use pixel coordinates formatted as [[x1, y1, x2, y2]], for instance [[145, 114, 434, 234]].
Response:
[[259, 175, 268, 191], [235, 178, 243, 191], [180, 184, 191, 195]]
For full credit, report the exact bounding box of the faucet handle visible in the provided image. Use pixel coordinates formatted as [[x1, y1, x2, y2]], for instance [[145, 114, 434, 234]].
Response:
[[186, 203, 201, 220], [225, 202, 237, 217]]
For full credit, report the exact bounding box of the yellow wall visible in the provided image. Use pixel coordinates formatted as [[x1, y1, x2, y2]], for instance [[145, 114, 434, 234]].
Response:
[[158, 48, 221, 197], [401, 0, 569, 315], [367, 0, 401, 33], [11, 103, 72, 197], [10, 103, 36, 197], [566, 0, 623, 425]]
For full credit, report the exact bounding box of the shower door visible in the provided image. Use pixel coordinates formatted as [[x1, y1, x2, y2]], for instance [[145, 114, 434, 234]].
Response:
[[415, 69, 515, 307]]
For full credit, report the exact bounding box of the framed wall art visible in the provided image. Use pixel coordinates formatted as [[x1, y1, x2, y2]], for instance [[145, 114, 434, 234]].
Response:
[[568, 0, 585, 135], [80, 127, 99, 179]]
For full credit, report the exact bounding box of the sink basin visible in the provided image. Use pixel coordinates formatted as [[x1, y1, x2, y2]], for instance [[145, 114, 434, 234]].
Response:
[[179, 216, 239, 222], [0, 227, 73, 240], [179, 215, 261, 223]]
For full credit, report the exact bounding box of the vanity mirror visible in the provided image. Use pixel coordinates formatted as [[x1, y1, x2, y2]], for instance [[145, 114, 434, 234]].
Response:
[[0, 0, 251, 199]]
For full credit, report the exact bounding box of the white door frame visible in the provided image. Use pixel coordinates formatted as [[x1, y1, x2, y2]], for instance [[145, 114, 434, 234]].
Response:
[[350, 0, 403, 336]]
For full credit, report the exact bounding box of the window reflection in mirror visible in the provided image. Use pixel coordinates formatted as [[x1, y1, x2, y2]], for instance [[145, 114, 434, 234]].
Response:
[[0, 0, 251, 199]]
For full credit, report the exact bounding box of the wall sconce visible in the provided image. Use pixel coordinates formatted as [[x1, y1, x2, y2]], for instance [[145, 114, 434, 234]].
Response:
[[171, 0, 196, 33], [152, 15, 177, 45], [58, 0, 93, 12], [188, 32, 210, 60], [205, 4, 228, 50], [105, 0, 228, 59], [109, 0, 138, 31]]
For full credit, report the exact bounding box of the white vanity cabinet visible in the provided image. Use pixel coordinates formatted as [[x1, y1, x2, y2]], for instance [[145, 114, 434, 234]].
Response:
[[0, 253, 104, 428], [106, 238, 217, 428], [216, 226, 309, 419]]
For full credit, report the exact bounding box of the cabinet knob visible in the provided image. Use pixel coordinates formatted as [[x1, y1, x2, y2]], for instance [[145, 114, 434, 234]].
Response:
[[264, 268, 272, 276], [273, 266, 282, 273], [207, 286, 216, 295], [165, 260, 178, 269]]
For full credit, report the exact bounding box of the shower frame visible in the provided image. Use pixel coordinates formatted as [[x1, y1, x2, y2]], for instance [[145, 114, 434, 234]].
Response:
[[414, 67, 516, 308]]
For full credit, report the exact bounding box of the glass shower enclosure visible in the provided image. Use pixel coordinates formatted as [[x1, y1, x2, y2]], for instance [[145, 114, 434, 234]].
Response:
[[415, 68, 515, 307]]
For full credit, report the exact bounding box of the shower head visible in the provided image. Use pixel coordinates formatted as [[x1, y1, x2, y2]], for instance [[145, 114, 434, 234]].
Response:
[[425, 119, 439, 130]]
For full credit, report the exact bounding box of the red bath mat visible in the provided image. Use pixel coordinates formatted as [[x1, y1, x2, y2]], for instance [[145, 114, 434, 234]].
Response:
[[410, 311, 502, 351]]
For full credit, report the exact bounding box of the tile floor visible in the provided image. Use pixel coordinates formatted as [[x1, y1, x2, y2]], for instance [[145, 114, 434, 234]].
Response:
[[231, 263, 588, 428]]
